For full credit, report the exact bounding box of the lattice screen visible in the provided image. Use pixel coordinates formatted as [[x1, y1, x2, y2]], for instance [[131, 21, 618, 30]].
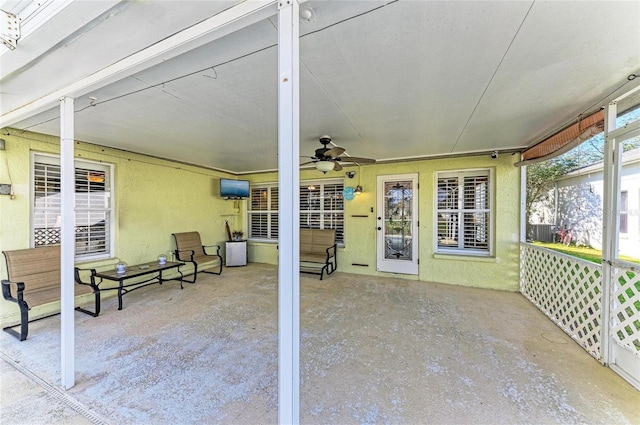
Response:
[[520, 243, 602, 360], [611, 266, 640, 354]]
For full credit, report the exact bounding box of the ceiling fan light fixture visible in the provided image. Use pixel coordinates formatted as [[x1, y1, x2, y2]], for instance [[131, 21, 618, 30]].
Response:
[[315, 160, 334, 173]]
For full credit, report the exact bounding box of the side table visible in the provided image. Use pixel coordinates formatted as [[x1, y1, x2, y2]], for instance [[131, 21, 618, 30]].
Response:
[[225, 240, 247, 266]]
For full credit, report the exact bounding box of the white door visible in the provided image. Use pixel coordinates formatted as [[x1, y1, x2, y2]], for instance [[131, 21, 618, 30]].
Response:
[[602, 98, 640, 390], [376, 174, 419, 274]]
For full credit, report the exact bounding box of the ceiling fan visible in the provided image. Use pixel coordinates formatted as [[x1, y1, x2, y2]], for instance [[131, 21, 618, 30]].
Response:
[[302, 135, 376, 173]]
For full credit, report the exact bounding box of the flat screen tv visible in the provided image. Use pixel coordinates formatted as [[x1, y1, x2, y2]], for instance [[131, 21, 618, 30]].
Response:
[[220, 178, 250, 199]]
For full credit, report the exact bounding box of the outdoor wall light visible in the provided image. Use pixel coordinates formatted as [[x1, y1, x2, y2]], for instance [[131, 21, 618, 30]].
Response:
[[355, 185, 363, 195], [346, 171, 355, 179]]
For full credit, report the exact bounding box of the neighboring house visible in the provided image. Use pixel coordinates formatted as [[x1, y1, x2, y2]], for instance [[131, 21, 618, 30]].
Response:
[[532, 149, 640, 257]]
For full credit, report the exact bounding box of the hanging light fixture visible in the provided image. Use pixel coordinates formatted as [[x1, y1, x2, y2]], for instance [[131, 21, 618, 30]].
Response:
[[315, 160, 334, 173]]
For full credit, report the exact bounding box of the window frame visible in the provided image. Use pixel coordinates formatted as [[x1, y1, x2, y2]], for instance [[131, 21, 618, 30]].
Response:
[[31, 153, 114, 261], [300, 179, 344, 245], [247, 178, 345, 245], [247, 184, 279, 242], [620, 190, 628, 235], [435, 168, 494, 256]]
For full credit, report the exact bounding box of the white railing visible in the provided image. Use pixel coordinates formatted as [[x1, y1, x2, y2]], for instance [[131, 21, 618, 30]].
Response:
[[610, 262, 640, 355], [520, 243, 603, 360]]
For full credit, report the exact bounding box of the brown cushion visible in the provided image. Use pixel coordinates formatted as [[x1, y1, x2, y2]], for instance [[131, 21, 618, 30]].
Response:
[[3, 245, 92, 305]]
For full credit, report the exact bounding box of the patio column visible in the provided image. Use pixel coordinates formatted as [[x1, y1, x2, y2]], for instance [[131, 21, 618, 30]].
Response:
[[277, 0, 300, 423], [60, 96, 76, 389]]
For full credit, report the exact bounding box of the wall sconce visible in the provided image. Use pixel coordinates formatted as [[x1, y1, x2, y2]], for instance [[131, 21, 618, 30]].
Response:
[[355, 185, 363, 195]]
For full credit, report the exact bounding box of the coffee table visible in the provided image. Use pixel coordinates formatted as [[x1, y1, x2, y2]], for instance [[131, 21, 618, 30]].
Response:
[[93, 261, 184, 310]]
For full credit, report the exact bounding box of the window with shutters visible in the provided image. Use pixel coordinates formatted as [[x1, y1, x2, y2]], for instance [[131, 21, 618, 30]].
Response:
[[436, 169, 493, 255], [248, 185, 279, 240], [248, 179, 344, 245], [300, 180, 344, 244], [32, 154, 113, 260]]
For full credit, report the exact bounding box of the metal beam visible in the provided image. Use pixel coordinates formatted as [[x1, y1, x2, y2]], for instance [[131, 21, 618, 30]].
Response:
[[60, 96, 75, 389], [0, 1, 278, 128], [607, 118, 640, 142], [277, 0, 300, 423]]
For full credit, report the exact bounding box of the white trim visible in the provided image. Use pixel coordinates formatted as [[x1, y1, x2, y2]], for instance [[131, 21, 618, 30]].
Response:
[[434, 168, 494, 256], [30, 152, 115, 260], [376, 173, 419, 275]]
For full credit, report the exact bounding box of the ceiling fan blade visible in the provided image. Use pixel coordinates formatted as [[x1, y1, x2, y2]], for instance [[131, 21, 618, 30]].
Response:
[[337, 156, 376, 164], [333, 162, 343, 171], [300, 161, 315, 166], [324, 147, 345, 158]]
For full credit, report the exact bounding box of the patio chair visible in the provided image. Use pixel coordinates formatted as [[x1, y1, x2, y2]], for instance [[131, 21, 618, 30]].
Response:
[[172, 232, 222, 283]]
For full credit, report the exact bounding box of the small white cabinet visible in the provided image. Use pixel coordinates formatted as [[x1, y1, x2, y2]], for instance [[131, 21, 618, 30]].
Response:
[[225, 241, 247, 267]]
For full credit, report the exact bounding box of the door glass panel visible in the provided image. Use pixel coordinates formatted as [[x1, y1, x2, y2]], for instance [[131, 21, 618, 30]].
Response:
[[384, 180, 413, 261]]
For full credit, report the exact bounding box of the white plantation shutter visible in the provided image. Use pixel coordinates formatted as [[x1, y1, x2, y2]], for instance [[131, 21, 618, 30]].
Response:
[[74, 167, 110, 255], [249, 179, 344, 244], [33, 160, 62, 246], [249, 186, 279, 239], [300, 180, 343, 244], [436, 170, 492, 255], [33, 154, 112, 259], [462, 175, 489, 250]]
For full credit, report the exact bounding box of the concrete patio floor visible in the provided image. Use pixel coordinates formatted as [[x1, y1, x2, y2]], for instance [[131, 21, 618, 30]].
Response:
[[0, 263, 638, 424]]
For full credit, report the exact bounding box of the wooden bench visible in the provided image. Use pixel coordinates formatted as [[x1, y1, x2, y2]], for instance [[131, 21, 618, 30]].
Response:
[[300, 228, 337, 280], [172, 232, 222, 283], [1, 246, 100, 341]]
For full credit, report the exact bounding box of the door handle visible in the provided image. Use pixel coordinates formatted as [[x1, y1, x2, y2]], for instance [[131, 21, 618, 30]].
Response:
[[377, 227, 381, 231]]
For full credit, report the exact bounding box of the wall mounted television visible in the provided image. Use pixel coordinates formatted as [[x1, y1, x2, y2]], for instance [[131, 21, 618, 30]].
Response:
[[220, 178, 250, 199]]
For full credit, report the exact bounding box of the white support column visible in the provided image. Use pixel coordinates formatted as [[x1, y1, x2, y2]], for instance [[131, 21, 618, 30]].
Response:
[[277, 0, 300, 423], [601, 101, 619, 365], [60, 96, 76, 389], [519, 164, 527, 243]]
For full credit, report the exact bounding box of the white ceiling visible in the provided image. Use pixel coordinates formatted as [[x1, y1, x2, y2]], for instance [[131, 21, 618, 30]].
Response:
[[1, 0, 639, 174]]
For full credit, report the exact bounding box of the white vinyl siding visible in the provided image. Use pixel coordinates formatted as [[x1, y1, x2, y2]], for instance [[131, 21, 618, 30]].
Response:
[[32, 153, 113, 260], [436, 169, 493, 255]]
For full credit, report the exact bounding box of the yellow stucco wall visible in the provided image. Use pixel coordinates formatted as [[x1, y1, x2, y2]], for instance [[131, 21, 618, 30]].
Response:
[[248, 154, 522, 292], [0, 130, 239, 325], [0, 128, 521, 326]]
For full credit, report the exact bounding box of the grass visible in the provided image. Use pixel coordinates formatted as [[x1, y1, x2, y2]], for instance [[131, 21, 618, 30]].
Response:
[[532, 241, 640, 265]]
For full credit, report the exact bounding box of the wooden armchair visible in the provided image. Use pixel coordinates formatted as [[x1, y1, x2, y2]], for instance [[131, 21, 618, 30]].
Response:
[[172, 232, 222, 283]]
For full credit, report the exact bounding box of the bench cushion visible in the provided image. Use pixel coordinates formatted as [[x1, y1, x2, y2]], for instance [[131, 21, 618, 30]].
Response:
[[300, 228, 335, 256], [173, 232, 221, 266], [173, 232, 206, 257], [300, 253, 329, 263], [3, 245, 92, 299]]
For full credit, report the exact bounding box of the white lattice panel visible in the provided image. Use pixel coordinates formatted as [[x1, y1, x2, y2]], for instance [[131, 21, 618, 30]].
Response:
[[611, 266, 640, 355], [520, 243, 602, 360]]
